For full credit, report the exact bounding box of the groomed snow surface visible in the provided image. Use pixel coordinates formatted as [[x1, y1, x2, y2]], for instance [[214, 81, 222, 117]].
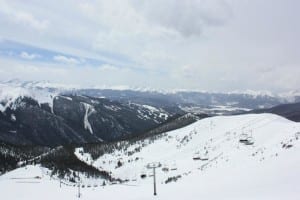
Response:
[[1, 113, 300, 200]]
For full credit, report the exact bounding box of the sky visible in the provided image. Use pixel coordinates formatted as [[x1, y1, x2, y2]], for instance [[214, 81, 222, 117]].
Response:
[[0, 0, 299, 93]]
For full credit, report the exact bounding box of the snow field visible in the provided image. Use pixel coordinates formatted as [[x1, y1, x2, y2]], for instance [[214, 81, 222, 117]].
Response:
[[1, 113, 299, 199]]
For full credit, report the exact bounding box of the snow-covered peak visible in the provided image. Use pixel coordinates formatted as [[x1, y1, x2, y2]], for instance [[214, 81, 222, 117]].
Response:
[[226, 89, 276, 98], [0, 82, 57, 112], [278, 90, 300, 102], [0, 83, 30, 112], [1, 79, 79, 90]]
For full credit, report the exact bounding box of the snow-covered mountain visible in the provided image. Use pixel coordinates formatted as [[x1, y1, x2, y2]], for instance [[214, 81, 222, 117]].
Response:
[[0, 94, 175, 146], [250, 101, 300, 122], [0, 80, 176, 146], [74, 88, 288, 114], [0, 113, 299, 199], [1, 79, 300, 146], [2, 79, 299, 115], [0, 82, 56, 112]]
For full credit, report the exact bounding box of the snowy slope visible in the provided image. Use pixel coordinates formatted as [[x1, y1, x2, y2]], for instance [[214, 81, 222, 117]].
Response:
[[0, 113, 299, 199], [0, 83, 56, 113], [74, 113, 300, 198], [75, 114, 299, 182], [0, 149, 299, 200]]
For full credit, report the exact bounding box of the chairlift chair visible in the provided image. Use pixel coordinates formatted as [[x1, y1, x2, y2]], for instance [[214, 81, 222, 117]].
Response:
[[239, 133, 254, 145], [239, 133, 249, 142], [193, 150, 209, 161], [244, 136, 254, 145], [199, 152, 209, 160]]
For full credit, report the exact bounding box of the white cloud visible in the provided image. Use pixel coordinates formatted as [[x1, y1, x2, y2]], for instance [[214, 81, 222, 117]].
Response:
[[0, 58, 167, 89], [13, 11, 49, 30], [98, 64, 119, 71], [0, 0, 299, 93], [20, 51, 40, 60], [132, 0, 232, 37], [53, 55, 81, 65], [0, 0, 49, 31]]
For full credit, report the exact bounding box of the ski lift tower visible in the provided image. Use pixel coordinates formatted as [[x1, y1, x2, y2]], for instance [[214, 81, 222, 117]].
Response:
[[77, 171, 82, 198], [146, 162, 162, 196]]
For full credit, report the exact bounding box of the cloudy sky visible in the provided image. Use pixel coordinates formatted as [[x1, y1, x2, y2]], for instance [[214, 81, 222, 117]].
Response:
[[0, 0, 299, 93]]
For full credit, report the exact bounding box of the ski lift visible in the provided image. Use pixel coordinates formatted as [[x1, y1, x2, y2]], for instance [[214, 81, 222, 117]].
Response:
[[239, 133, 254, 145], [295, 132, 300, 140], [239, 133, 248, 142], [140, 169, 147, 179], [193, 157, 201, 160], [193, 151, 201, 160], [199, 150, 209, 160], [193, 151, 209, 161], [170, 161, 177, 171], [162, 167, 169, 172], [200, 156, 209, 161], [140, 174, 147, 179], [245, 136, 254, 145]]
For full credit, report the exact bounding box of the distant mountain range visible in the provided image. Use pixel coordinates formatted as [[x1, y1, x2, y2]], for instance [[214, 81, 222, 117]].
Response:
[[249, 102, 300, 122], [0, 79, 300, 147], [0, 94, 176, 146]]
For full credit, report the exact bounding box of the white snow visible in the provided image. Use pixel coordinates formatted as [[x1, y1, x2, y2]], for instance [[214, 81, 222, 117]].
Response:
[[0, 83, 29, 112], [142, 105, 160, 112], [0, 165, 106, 200], [103, 105, 121, 111], [159, 112, 168, 120], [75, 113, 300, 199], [142, 105, 169, 120], [129, 103, 169, 121], [59, 96, 72, 101], [74, 148, 94, 166], [181, 105, 251, 115], [81, 102, 96, 134], [10, 114, 16, 121], [2, 79, 300, 104], [1, 79, 80, 90], [0, 83, 56, 113], [204, 105, 251, 112], [1, 113, 300, 200]]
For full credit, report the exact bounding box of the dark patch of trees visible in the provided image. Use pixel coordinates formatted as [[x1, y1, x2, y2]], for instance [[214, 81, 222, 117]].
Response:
[[165, 175, 182, 184]]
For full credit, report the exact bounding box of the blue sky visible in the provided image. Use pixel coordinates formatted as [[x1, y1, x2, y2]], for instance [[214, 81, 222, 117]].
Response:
[[0, 39, 139, 68], [0, 0, 299, 92]]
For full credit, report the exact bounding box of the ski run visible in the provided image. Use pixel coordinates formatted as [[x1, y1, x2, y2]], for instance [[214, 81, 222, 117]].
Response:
[[0, 113, 299, 200]]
